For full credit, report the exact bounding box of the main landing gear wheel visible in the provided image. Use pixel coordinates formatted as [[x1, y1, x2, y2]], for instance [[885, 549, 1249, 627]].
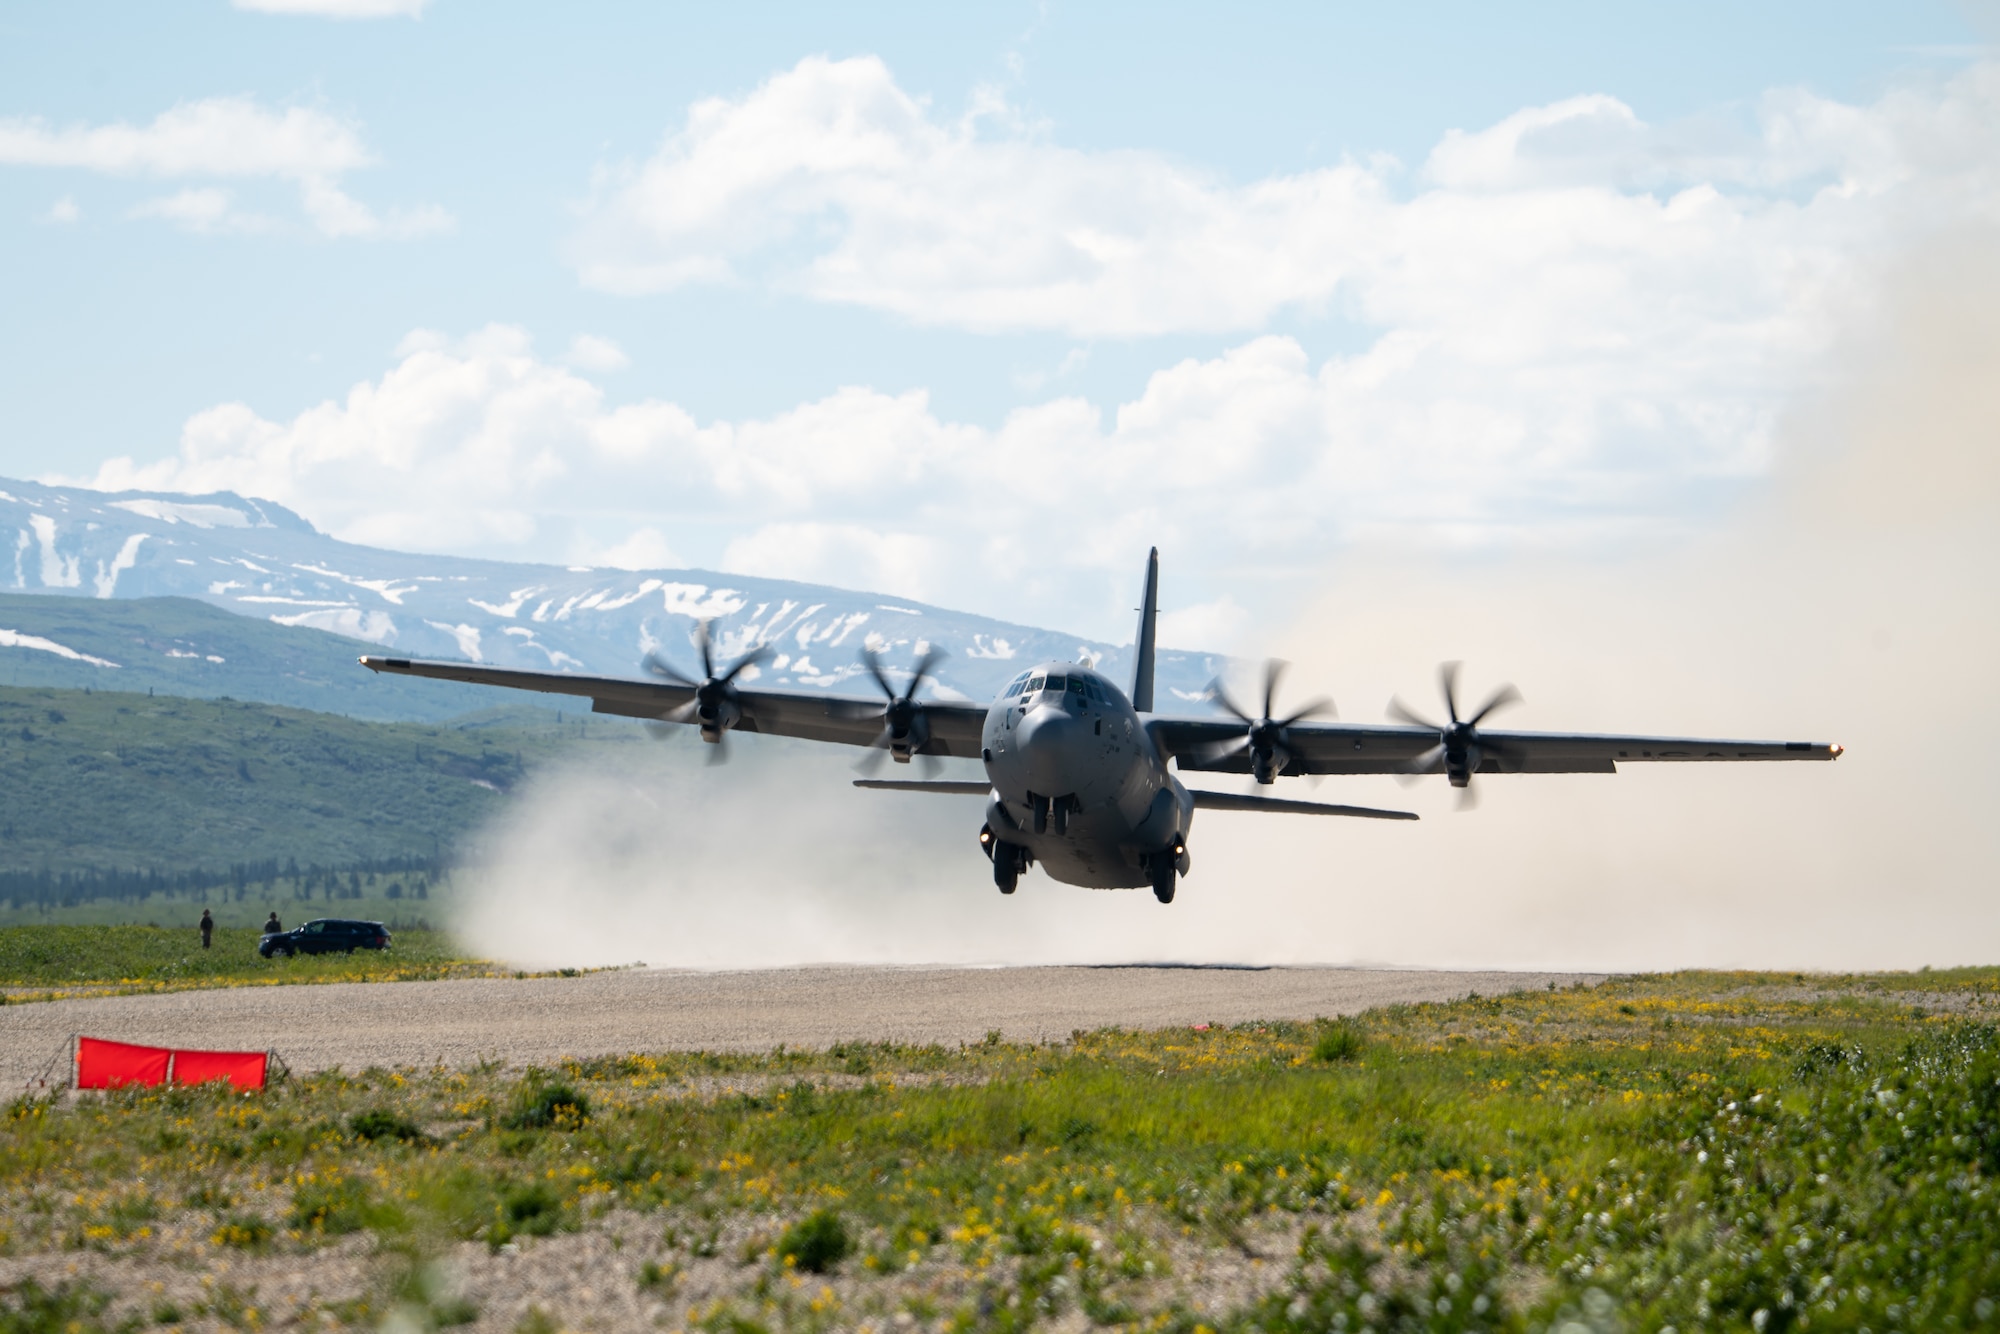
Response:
[[993, 842, 1024, 894], [982, 824, 1023, 894], [1150, 856, 1176, 904]]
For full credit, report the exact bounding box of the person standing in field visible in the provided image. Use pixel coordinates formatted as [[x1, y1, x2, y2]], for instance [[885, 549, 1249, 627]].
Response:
[[199, 909, 214, 950], [264, 911, 282, 935]]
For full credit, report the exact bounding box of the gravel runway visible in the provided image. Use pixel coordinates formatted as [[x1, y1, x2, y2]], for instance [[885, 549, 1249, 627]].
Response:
[[1, 965, 1602, 1085]]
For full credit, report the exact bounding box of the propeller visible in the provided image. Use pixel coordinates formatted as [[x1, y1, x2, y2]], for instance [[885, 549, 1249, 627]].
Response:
[[849, 644, 949, 777], [1199, 659, 1333, 785], [1387, 661, 1522, 809], [639, 619, 773, 763]]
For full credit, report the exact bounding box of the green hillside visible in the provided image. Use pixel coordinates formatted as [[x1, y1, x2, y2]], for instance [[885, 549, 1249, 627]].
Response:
[[0, 592, 500, 721], [0, 684, 640, 875]]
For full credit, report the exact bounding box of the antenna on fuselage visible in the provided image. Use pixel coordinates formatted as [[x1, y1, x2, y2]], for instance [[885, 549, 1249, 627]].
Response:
[[1130, 547, 1159, 713]]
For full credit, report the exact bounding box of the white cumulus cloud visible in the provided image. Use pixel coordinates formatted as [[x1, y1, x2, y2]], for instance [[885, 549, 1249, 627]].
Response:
[[574, 55, 2000, 339], [0, 95, 450, 239], [562, 334, 630, 372], [129, 187, 268, 234], [586, 525, 681, 571]]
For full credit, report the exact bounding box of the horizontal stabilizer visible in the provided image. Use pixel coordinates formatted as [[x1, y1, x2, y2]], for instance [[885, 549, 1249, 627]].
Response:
[[854, 780, 993, 796], [1189, 790, 1418, 821]]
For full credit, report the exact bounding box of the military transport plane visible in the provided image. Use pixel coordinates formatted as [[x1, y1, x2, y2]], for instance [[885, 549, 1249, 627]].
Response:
[[360, 550, 1840, 904]]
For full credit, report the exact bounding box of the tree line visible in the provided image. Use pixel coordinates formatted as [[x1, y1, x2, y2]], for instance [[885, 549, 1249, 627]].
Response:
[[0, 854, 450, 911]]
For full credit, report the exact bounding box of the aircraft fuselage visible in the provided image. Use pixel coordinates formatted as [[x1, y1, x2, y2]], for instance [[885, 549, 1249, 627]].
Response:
[[978, 662, 1192, 892]]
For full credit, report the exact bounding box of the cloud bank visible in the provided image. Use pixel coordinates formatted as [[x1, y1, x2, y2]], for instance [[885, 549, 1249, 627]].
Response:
[[573, 56, 1998, 338], [73, 319, 1786, 640], [67, 59, 2000, 641]]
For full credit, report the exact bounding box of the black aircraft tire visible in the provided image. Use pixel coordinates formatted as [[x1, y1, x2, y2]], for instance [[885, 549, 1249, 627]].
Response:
[[994, 846, 1020, 895], [1151, 857, 1176, 904]]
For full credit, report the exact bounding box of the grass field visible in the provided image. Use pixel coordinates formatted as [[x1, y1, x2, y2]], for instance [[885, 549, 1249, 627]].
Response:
[[0, 925, 503, 998], [0, 867, 471, 931], [4, 970, 1998, 1331], [0, 685, 638, 875]]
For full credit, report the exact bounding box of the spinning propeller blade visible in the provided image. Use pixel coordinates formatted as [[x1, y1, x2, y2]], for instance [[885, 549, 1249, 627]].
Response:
[[1387, 661, 1521, 807], [636, 619, 772, 761], [1202, 659, 1333, 784], [851, 644, 949, 769]]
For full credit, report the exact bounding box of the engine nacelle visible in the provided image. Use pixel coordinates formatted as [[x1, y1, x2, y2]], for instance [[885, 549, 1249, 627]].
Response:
[[1444, 740, 1477, 787], [694, 690, 742, 743], [1249, 742, 1290, 785], [888, 711, 931, 763]]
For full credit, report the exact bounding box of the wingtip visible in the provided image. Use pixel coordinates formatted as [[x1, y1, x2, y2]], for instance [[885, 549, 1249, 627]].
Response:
[[1830, 743, 1844, 759]]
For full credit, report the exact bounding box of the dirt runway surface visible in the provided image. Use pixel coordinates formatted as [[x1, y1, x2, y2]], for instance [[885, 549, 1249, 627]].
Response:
[[1, 965, 1602, 1083]]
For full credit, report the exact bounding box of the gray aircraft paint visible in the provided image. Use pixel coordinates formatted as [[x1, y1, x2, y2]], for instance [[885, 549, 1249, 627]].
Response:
[[981, 662, 1192, 891]]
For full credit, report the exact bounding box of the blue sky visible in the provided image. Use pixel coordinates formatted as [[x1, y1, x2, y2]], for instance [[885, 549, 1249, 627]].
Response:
[[0, 1, 1992, 640]]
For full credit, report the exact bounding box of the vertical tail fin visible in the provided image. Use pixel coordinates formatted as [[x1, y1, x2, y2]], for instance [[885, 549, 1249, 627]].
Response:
[[1130, 547, 1159, 713]]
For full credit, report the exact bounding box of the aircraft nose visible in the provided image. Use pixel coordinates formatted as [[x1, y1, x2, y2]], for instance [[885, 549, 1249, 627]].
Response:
[[1014, 703, 1081, 792]]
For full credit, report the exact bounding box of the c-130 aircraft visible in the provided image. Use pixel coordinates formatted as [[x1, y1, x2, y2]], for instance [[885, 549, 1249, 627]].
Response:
[[361, 550, 1840, 903]]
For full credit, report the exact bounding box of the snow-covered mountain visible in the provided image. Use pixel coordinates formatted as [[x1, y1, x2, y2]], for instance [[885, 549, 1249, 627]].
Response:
[[1, 477, 1223, 708]]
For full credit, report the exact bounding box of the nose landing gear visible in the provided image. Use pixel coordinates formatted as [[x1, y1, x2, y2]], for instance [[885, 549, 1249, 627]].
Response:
[[1028, 792, 1079, 836]]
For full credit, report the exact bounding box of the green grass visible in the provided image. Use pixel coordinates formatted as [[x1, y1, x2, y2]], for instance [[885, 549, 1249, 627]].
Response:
[[0, 924, 493, 993], [0, 683, 638, 875], [4, 972, 1998, 1330]]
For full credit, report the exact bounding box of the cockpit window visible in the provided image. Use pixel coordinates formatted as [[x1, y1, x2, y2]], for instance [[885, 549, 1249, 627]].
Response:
[[1025, 674, 1046, 694], [1046, 674, 1069, 694], [1067, 676, 1087, 696]]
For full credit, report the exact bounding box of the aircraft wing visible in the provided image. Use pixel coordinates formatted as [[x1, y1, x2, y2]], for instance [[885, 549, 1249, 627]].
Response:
[[357, 656, 989, 756], [1157, 717, 1842, 778]]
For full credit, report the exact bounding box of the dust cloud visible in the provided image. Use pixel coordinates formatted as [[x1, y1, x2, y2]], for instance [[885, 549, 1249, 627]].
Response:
[[458, 230, 2000, 971]]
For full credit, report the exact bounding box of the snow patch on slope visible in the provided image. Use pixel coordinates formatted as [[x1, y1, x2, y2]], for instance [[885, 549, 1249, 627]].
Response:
[[0, 628, 118, 668], [268, 607, 397, 643], [294, 563, 418, 605], [108, 498, 258, 529], [92, 534, 148, 598], [425, 621, 483, 661], [28, 515, 79, 588]]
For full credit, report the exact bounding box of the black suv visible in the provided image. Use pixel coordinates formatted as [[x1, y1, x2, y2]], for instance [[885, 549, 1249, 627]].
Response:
[[259, 918, 392, 958]]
